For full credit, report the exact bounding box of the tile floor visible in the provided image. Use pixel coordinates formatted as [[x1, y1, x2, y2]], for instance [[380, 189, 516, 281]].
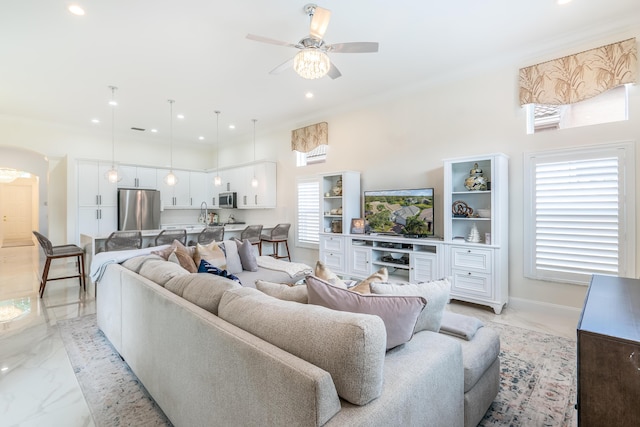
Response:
[[0, 244, 580, 426]]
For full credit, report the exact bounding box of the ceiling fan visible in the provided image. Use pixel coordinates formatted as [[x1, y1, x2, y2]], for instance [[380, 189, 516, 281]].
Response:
[[246, 3, 379, 80]]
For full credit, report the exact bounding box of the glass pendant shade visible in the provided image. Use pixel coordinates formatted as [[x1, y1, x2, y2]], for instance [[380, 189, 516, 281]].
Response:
[[293, 48, 330, 80], [214, 175, 222, 186], [251, 176, 258, 188], [164, 171, 178, 186], [105, 167, 121, 183], [213, 110, 222, 186]]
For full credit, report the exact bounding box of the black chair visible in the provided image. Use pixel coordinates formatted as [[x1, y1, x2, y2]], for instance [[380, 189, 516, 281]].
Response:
[[155, 229, 187, 246], [259, 223, 291, 261], [33, 231, 86, 298], [104, 231, 142, 252], [197, 226, 224, 245], [240, 225, 263, 253]]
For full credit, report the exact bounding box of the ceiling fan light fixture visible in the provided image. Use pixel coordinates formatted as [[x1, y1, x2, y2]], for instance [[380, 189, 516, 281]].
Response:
[[294, 48, 330, 79]]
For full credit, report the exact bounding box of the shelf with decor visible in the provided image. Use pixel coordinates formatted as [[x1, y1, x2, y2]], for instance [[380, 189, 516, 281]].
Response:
[[319, 171, 360, 235], [444, 153, 509, 314]]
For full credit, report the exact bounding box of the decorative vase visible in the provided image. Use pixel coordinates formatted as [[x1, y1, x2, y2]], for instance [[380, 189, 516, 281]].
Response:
[[464, 163, 488, 191]]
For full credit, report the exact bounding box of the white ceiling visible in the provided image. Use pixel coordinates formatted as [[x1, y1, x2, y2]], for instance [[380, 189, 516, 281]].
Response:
[[1, 0, 638, 146]]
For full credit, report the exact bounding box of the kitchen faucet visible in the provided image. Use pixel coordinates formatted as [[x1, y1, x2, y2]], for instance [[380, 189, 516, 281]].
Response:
[[200, 201, 208, 224]]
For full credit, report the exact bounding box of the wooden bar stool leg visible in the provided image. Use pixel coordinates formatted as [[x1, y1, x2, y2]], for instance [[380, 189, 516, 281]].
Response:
[[40, 258, 52, 298], [283, 240, 290, 261]]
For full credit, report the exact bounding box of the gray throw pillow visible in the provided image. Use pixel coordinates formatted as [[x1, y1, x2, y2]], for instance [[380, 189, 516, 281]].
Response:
[[370, 277, 451, 333], [234, 238, 259, 271], [306, 275, 426, 350]]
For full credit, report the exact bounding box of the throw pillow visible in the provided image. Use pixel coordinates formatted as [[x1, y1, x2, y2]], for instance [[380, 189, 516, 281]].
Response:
[[370, 277, 451, 333], [233, 238, 259, 272], [198, 259, 241, 284], [255, 280, 308, 303], [306, 275, 426, 350], [170, 245, 198, 273], [194, 241, 227, 270], [151, 240, 196, 261], [221, 239, 243, 274], [350, 268, 388, 294], [314, 260, 347, 289]]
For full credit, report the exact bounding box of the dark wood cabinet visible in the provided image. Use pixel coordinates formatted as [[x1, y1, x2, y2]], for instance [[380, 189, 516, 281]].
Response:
[[577, 274, 640, 426]]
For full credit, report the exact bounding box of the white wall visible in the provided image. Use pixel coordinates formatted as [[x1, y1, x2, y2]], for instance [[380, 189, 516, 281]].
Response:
[[1, 31, 638, 309]]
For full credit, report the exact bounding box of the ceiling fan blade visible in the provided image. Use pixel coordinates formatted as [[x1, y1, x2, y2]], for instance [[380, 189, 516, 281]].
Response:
[[246, 34, 297, 48], [269, 58, 294, 75], [309, 6, 331, 40], [327, 62, 342, 80], [329, 42, 379, 53]]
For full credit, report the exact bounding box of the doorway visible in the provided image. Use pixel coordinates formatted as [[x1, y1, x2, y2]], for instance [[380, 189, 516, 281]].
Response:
[[0, 175, 38, 247]]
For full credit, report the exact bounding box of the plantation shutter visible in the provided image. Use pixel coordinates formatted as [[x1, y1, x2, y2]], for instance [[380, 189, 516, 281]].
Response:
[[297, 177, 320, 246], [524, 143, 635, 285]]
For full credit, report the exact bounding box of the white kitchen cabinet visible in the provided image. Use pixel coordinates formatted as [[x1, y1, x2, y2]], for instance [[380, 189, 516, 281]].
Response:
[[157, 169, 191, 208], [119, 165, 157, 189], [189, 171, 209, 207], [77, 160, 118, 237], [443, 153, 508, 314], [238, 162, 277, 209]]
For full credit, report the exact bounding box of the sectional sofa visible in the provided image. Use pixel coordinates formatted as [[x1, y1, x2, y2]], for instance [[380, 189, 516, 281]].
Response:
[[95, 244, 499, 426]]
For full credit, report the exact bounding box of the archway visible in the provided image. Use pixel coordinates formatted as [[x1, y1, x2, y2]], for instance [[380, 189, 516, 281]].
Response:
[[0, 146, 48, 237]]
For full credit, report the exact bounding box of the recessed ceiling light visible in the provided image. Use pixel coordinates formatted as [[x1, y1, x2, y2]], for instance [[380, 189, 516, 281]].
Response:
[[68, 4, 85, 16], [305, 92, 314, 99], [108, 100, 117, 106], [229, 124, 235, 129], [91, 118, 100, 124], [557, 0, 572, 5], [177, 114, 185, 119], [150, 129, 158, 133], [198, 136, 205, 140]]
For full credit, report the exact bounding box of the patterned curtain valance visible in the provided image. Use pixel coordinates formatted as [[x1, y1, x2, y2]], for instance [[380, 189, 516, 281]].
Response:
[[519, 38, 637, 106], [291, 122, 328, 153]]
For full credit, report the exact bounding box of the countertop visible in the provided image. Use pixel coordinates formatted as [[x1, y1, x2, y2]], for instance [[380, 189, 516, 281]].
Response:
[[82, 223, 273, 240]]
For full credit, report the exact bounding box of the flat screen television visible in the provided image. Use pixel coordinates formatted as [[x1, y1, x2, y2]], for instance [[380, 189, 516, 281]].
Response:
[[363, 188, 434, 237]]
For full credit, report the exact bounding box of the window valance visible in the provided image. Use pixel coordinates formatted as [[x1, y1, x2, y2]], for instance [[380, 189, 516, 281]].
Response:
[[519, 38, 637, 106], [291, 122, 328, 153]]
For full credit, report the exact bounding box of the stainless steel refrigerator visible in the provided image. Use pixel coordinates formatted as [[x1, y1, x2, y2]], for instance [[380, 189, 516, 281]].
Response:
[[118, 189, 161, 231]]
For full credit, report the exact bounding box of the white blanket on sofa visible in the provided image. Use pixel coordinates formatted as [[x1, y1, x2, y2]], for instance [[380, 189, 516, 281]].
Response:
[[90, 245, 169, 282], [256, 256, 312, 278]]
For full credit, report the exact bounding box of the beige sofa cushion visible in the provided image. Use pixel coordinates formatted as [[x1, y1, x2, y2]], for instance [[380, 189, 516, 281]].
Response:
[[218, 287, 386, 406], [121, 254, 164, 273], [139, 259, 189, 286], [255, 280, 308, 303], [164, 273, 241, 315]]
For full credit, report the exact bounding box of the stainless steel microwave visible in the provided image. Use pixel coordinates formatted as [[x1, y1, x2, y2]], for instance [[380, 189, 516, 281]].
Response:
[[218, 192, 237, 209]]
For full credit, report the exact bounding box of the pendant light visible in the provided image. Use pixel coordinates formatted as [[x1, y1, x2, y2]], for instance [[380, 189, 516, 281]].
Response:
[[213, 110, 222, 186], [105, 85, 121, 183], [250, 119, 258, 188], [164, 99, 178, 186]]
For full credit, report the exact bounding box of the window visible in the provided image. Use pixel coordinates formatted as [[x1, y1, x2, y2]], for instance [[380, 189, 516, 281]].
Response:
[[526, 85, 629, 134], [296, 144, 327, 167], [524, 142, 635, 285], [296, 176, 320, 248]]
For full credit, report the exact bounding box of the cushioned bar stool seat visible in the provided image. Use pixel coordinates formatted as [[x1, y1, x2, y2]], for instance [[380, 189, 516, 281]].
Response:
[[259, 223, 291, 261], [33, 231, 86, 298]]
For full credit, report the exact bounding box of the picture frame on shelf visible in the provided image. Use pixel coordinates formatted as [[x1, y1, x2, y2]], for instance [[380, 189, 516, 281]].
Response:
[[350, 218, 365, 234]]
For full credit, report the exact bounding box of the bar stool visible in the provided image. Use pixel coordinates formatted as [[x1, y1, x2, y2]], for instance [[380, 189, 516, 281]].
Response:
[[240, 225, 263, 253], [155, 229, 187, 246], [259, 223, 291, 261], [33, 231, 86, 298], [197, 226, 224, 245], [105, 231, 142, 252]]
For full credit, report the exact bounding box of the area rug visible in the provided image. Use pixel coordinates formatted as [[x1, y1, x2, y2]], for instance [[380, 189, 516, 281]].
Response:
[[58, 314, 577, 427]]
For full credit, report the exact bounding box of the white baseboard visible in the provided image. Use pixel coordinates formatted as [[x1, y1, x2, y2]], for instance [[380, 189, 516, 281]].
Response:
[[508, 296, 582, 319]]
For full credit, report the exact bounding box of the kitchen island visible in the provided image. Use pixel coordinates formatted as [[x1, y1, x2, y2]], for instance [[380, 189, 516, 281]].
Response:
[[80, 224, 274, 287]]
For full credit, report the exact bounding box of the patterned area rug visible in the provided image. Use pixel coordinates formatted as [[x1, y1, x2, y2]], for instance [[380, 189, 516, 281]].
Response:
[[57, 314, 172, 427], [58, 314, 576, 426]]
